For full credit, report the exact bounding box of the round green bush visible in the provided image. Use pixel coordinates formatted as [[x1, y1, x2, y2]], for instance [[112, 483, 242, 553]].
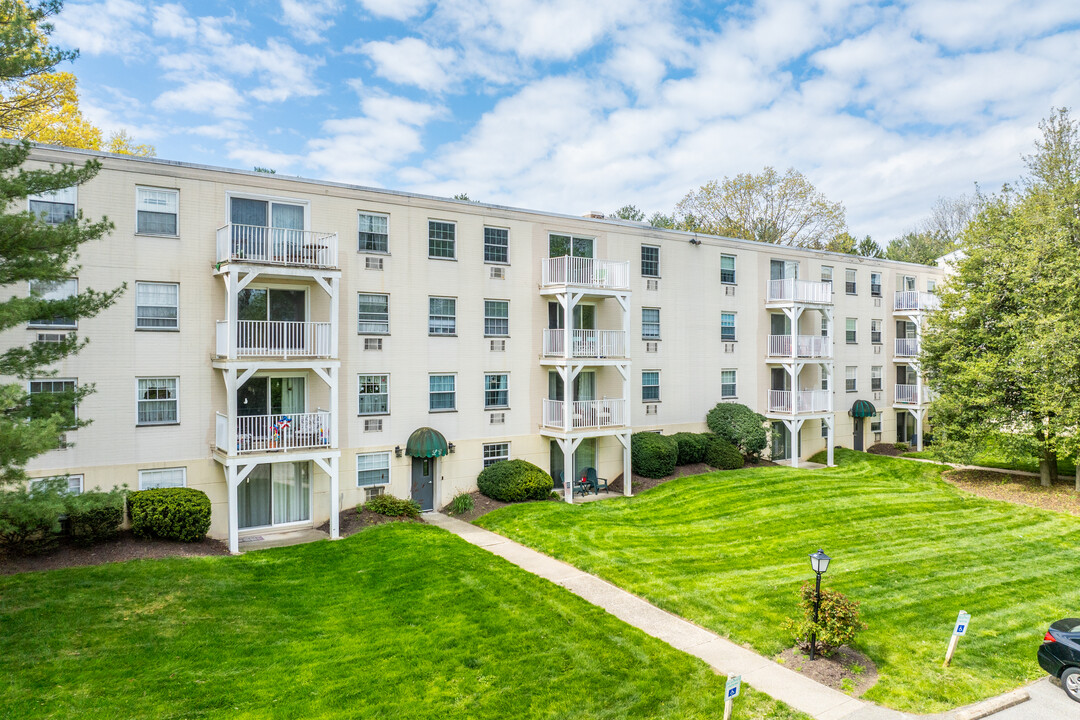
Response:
[[129, 488, 211, 542], [706, 402, 768, 458], [66, 490, 124, 546], [477, 460, 553, 502], [631, 432, 678, 479], [363, 494, 421, 518], [671, 432, 708, 465], [704, 436, 745, 470]]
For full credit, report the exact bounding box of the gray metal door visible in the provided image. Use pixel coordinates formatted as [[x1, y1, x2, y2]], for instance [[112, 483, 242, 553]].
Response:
[[853, 417, 864, 451], [411, 457, 434, 511]]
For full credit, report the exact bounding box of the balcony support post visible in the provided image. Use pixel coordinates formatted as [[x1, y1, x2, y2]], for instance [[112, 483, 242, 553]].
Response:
[[783, 418, 805, 468], [226, 464, 239, 554], [328, 365, 339, 448], [224, 367, 238, 453], [314, 455, 340, 540], [329, 275, 340, 359], [824, 415, 835, 467]]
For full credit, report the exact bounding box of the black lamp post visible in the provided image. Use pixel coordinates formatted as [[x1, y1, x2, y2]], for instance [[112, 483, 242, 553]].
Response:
[[808, 549, 831, 661]]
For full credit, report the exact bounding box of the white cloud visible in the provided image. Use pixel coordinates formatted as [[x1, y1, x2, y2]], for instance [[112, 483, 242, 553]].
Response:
[[154, 80, 249, 120], [360, 38, 456, 91], [152, 3, 198, 41], [52, 0, 147, 56], [357, 0, 430, 22], [281, 0, 341, 44]]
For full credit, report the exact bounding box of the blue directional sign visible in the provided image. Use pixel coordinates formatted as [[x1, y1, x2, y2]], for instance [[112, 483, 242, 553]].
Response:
[[725, 675, 741, 699], [954, 611, 971, 636]]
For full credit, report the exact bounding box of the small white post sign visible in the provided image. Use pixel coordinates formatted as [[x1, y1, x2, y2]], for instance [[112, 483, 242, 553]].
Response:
[[723, 675, 741, 720], [563, 475, 572, 503], [944, 611, 971, 667]]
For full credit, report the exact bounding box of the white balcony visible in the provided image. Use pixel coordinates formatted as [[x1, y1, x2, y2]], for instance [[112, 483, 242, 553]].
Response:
[[216, 320, 333, 359], [541, 398, 627, 432], [216, 224, 338, 268], [894, 291, 940, 313], [894, 338, 919, 358], [767, 334, 832, 359], [767, 389, 832, 414], [542, 329, 628, 359], [540, 256, 630, 291], [766, 279, 833, 305], [894, 384, 931, 405], [216, 411, 332, 454]]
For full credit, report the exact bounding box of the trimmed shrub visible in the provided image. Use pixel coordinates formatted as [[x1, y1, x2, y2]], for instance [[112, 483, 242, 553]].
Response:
[[893, 442, 910, 451], [65, 489, 125, 546], [671, 432, 708, 465], [704, 436, 745, 470], [447, 491, 474, 516], [0, 481, 66, 554], [477, 460, 553, 502], [706, 403, 768, 459], [782, 583, 866, 656], [129, 488, 211, 542], [631, 432, 678, 479], [363, 494, 421, 519]]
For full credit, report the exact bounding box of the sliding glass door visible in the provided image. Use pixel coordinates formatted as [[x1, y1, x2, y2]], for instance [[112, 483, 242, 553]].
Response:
[[238, 462, 311, 530]]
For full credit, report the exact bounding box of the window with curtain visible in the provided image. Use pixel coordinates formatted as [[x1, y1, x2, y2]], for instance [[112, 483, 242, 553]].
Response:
[[272, 462, 310, 525], [139, 467, 186, 489], [822, 419, 830, 438], [871, 319, 882, 344], [870, 413, 882, 433], [846, 318, 857, 344], [871, 366, 883, 391], [429, 374, 456, 411], [357, 452, 390, 486], [483, 443, 509, 467], [484, 300, 509, 336], [29, 186, 76, 224], [845, 366, 857, 392], [870, 272, 882, 297], [28, 278, 77, 328], [357, 294, 389, 334], [29, 379, 77, 425], [820, 265, 833, 285], [30, 475, 82, 494], [484, 374, 508, 408], [358, 212, 389, 252], [428, 220, 456, 258], [135, 282, 179, 329], [845, 268, 857, 295], [641, 245, 659, 277], [642, 308, 660, 339], [429, 297, 456, 335], [720, 255, 736, 284], [720, 312, 736, 342], [575, 438, 595, 479], [642, 371, 660, 402], [721, 369, 737, 398], [238, 464, 272, 529], [358, 374, 388, 415], [137, 378, 178, 424], [484, 227, 509, 263], [136, 187, 179, 235]]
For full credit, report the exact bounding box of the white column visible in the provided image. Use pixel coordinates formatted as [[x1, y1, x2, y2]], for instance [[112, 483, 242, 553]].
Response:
[[915, 410, 924, 452], [226, 272, 238, 359], [328, 365, 339, 448], [329, 275, 340, 359], [789, 419, 800, 469], [558, 437, 573, 504], [620, 431, 632, 496], [227, 465, 239, 554], [329, 455, 340, 540], [826, 416, 835, 467], [225, 368, 238, 453]]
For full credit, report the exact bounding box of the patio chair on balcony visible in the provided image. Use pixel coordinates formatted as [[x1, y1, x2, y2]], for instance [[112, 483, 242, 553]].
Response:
[[585, 467, 608, 494]]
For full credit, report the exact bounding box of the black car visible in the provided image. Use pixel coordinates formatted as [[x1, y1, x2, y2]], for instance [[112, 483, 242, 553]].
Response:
[[1038, 618, 1080, 702]]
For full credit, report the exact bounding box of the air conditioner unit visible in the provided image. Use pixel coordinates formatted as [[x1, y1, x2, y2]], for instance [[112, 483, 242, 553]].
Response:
[[364, 338, 383, 351], [873, 391, 881, 401], [365, 256, 384, 271], [364, 418, 383, 432], [874, 345, 881, 354], [646, 278, 659, 291], [490, 266, 505, 279], [725, 285, 736, 296], [489, 412, 505, 425], [57, 432, 71, 449], [646, 341, 658, 353], [645, 404, 658, 415], [874, 432, 882, 442], [723, 343, 735, 353], [874, 297, 882, 307], [364, 486, 385, 501], [36, 333, 68, 344], [490, 339, 506, 352]]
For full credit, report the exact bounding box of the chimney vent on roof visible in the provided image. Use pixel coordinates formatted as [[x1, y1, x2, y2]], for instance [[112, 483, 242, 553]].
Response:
[[584, 211, 606, 219]]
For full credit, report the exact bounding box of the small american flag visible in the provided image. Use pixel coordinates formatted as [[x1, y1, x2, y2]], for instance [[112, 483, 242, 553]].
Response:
[[277, 416, 292, 432]]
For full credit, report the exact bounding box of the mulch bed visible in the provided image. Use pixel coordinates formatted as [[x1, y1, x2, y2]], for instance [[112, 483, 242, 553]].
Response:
[[944, 469, 1080, 516], [867, 443, 907, 457], [776, 645, 878, 697], [0, 531, 229, 575], [438, 491, 558, 524], [317, 507, 423, 538]]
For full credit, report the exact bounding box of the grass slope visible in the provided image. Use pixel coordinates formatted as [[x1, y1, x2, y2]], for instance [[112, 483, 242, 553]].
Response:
[[0, 522, 804, 720], [476, 450, 1080, 713], [903, 447, 1076, 476]]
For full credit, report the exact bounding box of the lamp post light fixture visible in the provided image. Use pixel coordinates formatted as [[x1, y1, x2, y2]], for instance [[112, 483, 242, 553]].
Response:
[[808, 549, 831, 661]]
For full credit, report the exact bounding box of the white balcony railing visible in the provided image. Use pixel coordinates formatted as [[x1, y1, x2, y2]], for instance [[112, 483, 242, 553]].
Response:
[[216, 224, 338, 268], [541, 398, 627, 431], [540, 256, 630, 291], [767, 389, 832, 414], [894, 291, 940, 313], [215, 320, 332, 358], [767, 334, 832, 358], [541, 329, 628, 359], [766, 278, 833, 305], [894, 338, 919, 357], [217, 411, 332, 454], [894, 384, 931, 405]]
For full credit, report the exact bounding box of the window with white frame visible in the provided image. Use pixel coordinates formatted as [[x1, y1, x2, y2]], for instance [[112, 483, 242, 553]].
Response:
[[430, 374, 456, 411], [871, 319, 882, 344], [29, 379, 77, 425], [641, 245, 660, 277], [821, 419, 830, 438], [871, 366, 883, 391], [358, 294, 389, 334], [821, 368, 829, 391], [29, 186, 76, 224], [358, 212, 389, 253], [720, 254, 736, 284], [136, 187, 179, 236], [821, 265, 833, 286], [357, 452, 390, 486], [721, 369, 737, 398], [870, 272, 882, 297], [28, 278, 77, 328], [137, 377, 178, 425], [845, 366, 857, 392], [845, 268, 857, 295], [139, 467, 186, 489], [484, 373, 509, 409], [358, 374, 389, 415], [870, 412, 882, 433], [821, 316, 829, 337], [483, 442, 510, 468], [846, 317, 857, 344], [30, 474, 83, 494], [429, 297, 456, 335], [642, 371, 660, 402], [484, 227, 509, 263], [135, 282, 179, 330], [484, 300, 509, 337], [720, 312, 736, 342], [428, 220, 456, 258], [928, 279, 937, 293], [642, 308, 660, 339]]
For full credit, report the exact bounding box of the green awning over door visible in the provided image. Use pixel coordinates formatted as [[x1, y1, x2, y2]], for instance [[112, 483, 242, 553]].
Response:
[[850, 400, 877, 418], [405, 427, 449, 458]]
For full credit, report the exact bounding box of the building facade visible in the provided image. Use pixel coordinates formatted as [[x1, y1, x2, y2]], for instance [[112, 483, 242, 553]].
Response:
[[3, 146, 945, 551]]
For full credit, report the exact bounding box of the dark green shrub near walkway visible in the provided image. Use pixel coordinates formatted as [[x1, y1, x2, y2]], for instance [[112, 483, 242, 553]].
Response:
[[703, 436, 744, 470], [631, 432, 678, 478], [129, 488, 211, 542], [671, 432, 709, 465], [477, 459, 553, 502]]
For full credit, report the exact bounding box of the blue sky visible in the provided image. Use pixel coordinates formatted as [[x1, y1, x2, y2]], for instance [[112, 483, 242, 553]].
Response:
[[51, 0, 1080, 243]]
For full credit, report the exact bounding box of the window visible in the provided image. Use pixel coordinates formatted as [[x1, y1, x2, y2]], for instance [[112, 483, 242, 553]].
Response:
[[29, 186, 76, 224], [871, 366, 883, 392], [845, 268, 857, 295], [429, 297, 456, 335], [846, 318, 857, 344], [483, 226, 509, 263], [928, 279, 937, 293], [642, 308, 660, 339], [821, 265, 833, 286], [136, 187, 178, 235], [845, 366, 857, 392], [357, 294, 389, 334], [721, 369, 737, 398], [721, 312, 736, 342], [358, 212, 389, 253], [358, 374, 389, 415], [355, 452, 391, 487], [139, 467, 186, 489], [430, 374, 456, 411], [484, 300, 509, 337], [821, 316, 829, 338], [720, 255, 736, 284], [483, 442, 510, 468], [135, 282, 179, 330], [137, 378, 178, 425], [871, 319, 882, 344], [484, 373, 509, 409], [29, 379, 77, 424], [870, 272, 882, 297], [428, 220, 456, 258], [821, 419, 830, 438], [870, 413, 882, 433], [642, 371, 660, 402], [821, 368, 829, 391], [641, 245, 660, 277], [28, 278, 77, 328], [31, 474, 82, 494], [549, 234, 593, 257]]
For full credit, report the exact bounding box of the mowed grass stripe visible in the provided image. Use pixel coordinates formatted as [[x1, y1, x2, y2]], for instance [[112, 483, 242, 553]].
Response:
[[476, 450, 1080, 712]]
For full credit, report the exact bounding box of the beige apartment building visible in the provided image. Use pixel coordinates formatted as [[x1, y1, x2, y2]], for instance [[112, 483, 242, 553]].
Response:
[[3, 145, 944, 552]]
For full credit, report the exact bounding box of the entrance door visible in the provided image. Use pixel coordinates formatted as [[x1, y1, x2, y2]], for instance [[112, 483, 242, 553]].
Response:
[[853, 417, 864, 451], [411, 457, 434, 511], [769, 259, 799, 280]]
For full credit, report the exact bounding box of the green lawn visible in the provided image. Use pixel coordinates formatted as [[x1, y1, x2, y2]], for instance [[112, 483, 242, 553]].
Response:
[[903, 447, 1076, 476], [0, 523, 805, 720], [476, 451, 1080, 713]]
